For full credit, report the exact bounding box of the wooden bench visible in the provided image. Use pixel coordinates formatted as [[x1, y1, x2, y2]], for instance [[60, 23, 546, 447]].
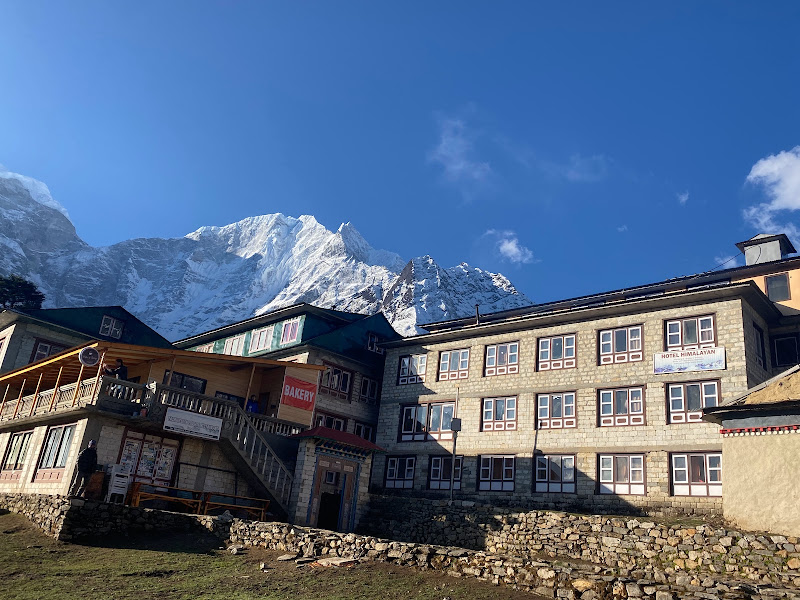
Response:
[[129, 482, 204, 513], [202, 492, 270, 521]]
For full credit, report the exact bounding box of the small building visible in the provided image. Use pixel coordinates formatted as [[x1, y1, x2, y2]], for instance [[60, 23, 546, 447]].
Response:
[[703, 365, 800, 537], [0, 341, 381, 531], [0, 306, 173, 374]]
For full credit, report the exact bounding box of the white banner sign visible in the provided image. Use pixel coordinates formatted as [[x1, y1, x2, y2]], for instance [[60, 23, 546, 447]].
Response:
[[163, 407, 223, 441], [654, 347, 726, 374]]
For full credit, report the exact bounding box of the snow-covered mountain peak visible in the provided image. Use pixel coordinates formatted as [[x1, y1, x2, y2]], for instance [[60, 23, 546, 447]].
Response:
[[0, 166, 70, 218]]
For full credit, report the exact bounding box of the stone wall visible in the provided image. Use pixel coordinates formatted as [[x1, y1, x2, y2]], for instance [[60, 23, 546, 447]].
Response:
[[1, 492, 799, 599], [361, 495, 800, 588]]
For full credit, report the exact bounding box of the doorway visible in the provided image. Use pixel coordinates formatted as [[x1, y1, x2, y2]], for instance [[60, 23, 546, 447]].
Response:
[[317, 491, 342, 530]]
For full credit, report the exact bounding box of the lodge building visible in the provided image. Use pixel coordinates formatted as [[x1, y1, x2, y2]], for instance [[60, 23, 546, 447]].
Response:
[[373, 234, 800, 515]]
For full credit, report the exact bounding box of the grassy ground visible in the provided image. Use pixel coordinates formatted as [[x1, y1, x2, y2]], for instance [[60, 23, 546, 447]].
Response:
[[0, 511, 544, 600]]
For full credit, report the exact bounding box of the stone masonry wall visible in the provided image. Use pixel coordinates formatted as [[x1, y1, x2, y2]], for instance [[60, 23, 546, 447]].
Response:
[[1, 493, 799, 599]]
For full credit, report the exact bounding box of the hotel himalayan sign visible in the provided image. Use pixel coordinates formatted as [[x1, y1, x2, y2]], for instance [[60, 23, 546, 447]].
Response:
[[654, 347, 726, 374], [277, 374, 318, 427]]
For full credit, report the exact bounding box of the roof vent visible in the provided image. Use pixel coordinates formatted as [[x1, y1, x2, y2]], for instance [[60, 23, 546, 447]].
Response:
[[735, 233, 796, 266]]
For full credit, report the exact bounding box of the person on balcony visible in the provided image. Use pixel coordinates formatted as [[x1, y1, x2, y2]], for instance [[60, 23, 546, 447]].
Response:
[[103, 358, 128, 381], [69, 439, 98, 498]]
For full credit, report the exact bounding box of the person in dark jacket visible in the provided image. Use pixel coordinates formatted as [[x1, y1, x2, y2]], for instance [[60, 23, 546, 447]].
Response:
[[69, 439, 98, 498], [103, 359, 128, 381]]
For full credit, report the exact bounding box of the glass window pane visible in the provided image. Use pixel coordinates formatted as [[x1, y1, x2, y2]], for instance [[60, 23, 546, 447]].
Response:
[[686, 384, 702, 412], [429, 405, 441, 432], [484, 400, 494, 421], [495, 398, 505, 421], [614, 456, 630, 483], [549, 456, 561, 482], [486, 347, 496, 367], [615, 390, 628, 414], [684, 319, 698, 345], [690, 455, 706, 483], [551, 337, 563, 359], [552, 394, 562, 418], [629, 327, 642, 350], [442, 405, 453, 430], [562, 456, 575, 481], [538, 397, 548, 418], [767, 274, 790, 301], [614, 329, 627, 353], [670, 387, 683, 411], [564, 394, 575, 416]]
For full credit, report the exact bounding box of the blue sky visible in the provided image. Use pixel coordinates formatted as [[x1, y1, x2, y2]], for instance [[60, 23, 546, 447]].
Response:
[[2, 2, 800, 306]]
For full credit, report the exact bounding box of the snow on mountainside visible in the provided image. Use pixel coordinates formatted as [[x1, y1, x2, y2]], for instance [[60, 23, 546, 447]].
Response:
[[0, 168, 533, 339]]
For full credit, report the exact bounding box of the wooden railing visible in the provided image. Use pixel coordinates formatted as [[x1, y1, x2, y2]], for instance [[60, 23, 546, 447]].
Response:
[[0, 376, 101, 421]]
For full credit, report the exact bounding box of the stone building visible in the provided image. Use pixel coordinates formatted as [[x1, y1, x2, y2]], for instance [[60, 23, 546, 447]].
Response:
[[373, 234, 800, 516]]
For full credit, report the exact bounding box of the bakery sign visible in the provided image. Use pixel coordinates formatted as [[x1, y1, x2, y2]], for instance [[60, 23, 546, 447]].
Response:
[[654, 347, 726, 374], [280, 376, 317, 412]]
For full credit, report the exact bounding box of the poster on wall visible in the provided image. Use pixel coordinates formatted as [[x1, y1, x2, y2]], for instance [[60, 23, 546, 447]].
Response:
[[163, 407, 222, 441], [119, 439, 141, 475], [654, 347, 726, 374], [277, 374, 318, 427], [137, 442, 159, 478], [153, 446, 177, 481]]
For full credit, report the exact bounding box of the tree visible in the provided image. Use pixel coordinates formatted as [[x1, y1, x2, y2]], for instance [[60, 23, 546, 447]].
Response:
[[0, 275, 45, 310]]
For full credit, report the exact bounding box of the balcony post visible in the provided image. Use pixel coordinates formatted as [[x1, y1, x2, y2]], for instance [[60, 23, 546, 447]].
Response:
[[0, 384, 9, 417], [11, 378, 27, 419], [71, 364, 85, 407], [48, 366, 64, 412], [27, 372, 44, 417], [88, 350, 107, 401]]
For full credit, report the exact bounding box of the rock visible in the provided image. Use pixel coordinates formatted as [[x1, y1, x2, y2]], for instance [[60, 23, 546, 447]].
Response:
[[787, 557, 800, 570], [572, 579, 595, 592], [277, 554, 297, 561], [228, 545, 245, 555], [625, 582, 642, 597], [580, 591, 597, 600], [655, 592, 674, 600]]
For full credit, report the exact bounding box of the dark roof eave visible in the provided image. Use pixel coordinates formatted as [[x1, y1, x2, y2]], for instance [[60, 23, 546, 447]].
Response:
[[383, 282, 780, 348]]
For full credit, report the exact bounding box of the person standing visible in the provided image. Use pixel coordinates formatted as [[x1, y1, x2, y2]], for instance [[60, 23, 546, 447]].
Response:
[[103, 358, 128, 381], [69, 440, 98, 498]]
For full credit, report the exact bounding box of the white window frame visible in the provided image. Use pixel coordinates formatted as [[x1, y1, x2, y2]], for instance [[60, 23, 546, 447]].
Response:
[[280, 318, 300, 345], [354, 421, 375, 442], [537, 392, 577, 429], [249, 325, 274, 353], [478, 455, 515, 491], [671, 452, 722, 497], [535, 454, 576, 493], [367, 333, 385, 354], [400, 402, 455, 442], [32, 340, 67, 363], [773, 335, 799, 368], [667, 381, 719, 423], [398, 354, 427, 385], [37, 424, 76, 470], [2, 431, 33, 472], [485, 342, 519, 376], [599, 325, 642, 364], [194, 343, 214, 353], [766, 272, 791, 302], [599, 387, 645, 427], [429, 455, 462, 490], [538, 334, 576, 371], [359, 376, 379, 404], [100, 315, 125, 339], [319, 363, 353, 400], [438, 348, 470, 381], [315, 412, 346, 431], [385, 456, 415, 489], [666, 315, 716, 350], [482, 396, 517, 431], [223, 334, 246, 356], [599, 454, 645, 495]]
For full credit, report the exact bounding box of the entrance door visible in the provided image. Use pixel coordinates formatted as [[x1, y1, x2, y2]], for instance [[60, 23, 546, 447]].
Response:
[[317, 491, 341, 531]]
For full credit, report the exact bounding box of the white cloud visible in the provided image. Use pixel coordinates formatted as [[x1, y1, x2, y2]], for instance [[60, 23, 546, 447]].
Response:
[[713, 254, 741, 269], [541, 154, 610, 182], [617, 225, 628, 232], [678, 191, 689, 205], [744, 147, 800, 239], [483, 229, 535, 264], [428, 117, 491, 184]]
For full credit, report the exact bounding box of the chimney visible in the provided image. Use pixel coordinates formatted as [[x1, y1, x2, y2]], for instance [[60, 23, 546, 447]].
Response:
[[475, 304, 480, 326], [735, 233, 796, 266]]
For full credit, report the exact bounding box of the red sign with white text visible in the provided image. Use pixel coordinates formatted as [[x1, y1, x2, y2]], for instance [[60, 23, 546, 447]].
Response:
[[280, 376, 317, 411]]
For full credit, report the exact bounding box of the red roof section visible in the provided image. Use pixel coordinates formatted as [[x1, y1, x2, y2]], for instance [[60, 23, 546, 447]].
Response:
[[294, 426, 385, 452]]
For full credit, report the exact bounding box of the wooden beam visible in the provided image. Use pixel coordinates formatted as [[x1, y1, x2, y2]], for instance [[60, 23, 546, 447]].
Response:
[[0, 384, 10, 417], [48, 366, 64, 412], [244, 364, 256, 403], [11, 378, 27, 419], [88, 350, 107, 402], [71, 364, 85, 407], [27, 372, 44, 417]]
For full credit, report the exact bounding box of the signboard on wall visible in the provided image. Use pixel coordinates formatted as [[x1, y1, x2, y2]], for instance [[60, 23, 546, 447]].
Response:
[[277, 374, 318, 427], [654, 347, 726, 374], [163, 407, 223, 441]]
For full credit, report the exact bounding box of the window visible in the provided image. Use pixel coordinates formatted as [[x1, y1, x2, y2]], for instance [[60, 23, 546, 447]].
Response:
[[249, 325, 274, 353], [354, 421, 375, 442], [485, 342, 519, 376], [599, 326, 642, 364], [315, 412, 346, 431], [359, 376, 379, 404], [537, 392, 576, 429], [38, 424, 76, 469], [535, 454, 576, 493], [223, 334, 245, 356], [753, 323, 767, 369], [538, 334, 576, 371], [280, 318, 300, 344], [195, 343, 214, 353], [324, 470, 341, 486], [478, 455, 515, 491], [367, 333, 385, 354], [319, 363, 353, 400], [773, 335, 799, 367], [400, 402, 455, 441], [439, 348, 470, 381], [385, 456, 415, 489], [100, 315, 125, 339], [163, 371, 208, 394], [398, 354, 427, 385], [2, 431, 33, 473], [599, 387, 645, 426], [766, 273, 791, 302], [30, 340, 68, 363], [428, 455, 462, 490], [215, 391, 246, 408], [667, 381, 719, 423], [671, 452, 722, 497], [482, 396, 517, 431], [665, 315, 715, 350], [598, 454, 645, 495]]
